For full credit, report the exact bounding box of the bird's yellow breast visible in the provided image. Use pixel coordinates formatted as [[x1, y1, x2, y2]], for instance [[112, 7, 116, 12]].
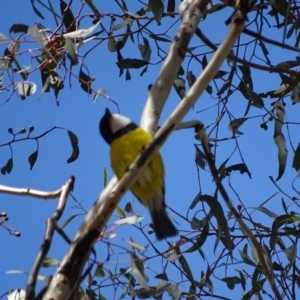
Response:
[[110, 128, 164, 203]]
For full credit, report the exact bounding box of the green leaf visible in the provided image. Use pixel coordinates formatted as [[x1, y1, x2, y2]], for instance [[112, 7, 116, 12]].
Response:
[[115, 205, 125, 217], [61, 214, 81, 229], [94, 264, 105, 277], [42, 257, 60, 267], [67, 130, 80, 163], [28, 150, 38, 170], [1, 158, 13, 175], [269, 214, 299, 249]]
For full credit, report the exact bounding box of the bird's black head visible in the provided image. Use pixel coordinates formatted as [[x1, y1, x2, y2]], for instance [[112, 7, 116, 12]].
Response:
[[99, 108, 138, 145], [99, 108, 114, 144]]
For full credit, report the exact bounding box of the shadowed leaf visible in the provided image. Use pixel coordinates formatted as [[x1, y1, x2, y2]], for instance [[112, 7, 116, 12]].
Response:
[[67, 130, 79, 163], [1, 158, 13, 175], [60, 0, 76, 32], [28, 150, 38, 170]]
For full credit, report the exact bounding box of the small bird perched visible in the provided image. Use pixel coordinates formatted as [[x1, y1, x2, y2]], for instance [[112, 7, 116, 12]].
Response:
[[99, 108, 178, 240]]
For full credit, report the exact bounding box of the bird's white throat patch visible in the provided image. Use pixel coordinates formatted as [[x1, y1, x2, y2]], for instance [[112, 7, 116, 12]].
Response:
[[110, 113, 132, 134]]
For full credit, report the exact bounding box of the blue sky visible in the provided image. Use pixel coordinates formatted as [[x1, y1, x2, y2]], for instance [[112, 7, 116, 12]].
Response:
[[1, 1, 300, 299]]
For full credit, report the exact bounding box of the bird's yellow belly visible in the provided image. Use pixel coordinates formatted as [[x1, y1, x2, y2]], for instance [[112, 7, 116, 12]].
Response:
[[110, 128, 164, 203]]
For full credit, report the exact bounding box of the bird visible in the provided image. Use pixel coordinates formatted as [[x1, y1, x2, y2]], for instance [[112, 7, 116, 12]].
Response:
[[99, 108, 178, 240]]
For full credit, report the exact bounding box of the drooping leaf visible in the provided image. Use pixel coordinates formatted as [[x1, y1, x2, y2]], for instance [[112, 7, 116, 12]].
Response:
[[198, 195, 232, 253], [30, 0, 45, 19], [194, 144, 206, 170], [138, 37, 151, 62], [130, 252, 149, 290], [238, 249, 256, 267], [65, 38, 78, 65], [125, 69, 131, 81], [178, 252, 194, 282], [186, 71, 196, 88], [94, 264, 105, 277], [149, 0, 164, 25], [262, 242, 273, 270], [60, 0, 76, 32], [167, 0, 175, 16], [284, 244, 297, 267], [291, 82, 300, 104], [292, 143, 300, 171], [238, 65, 253, 90], [1, 158, 13, 175], [28, 150, 38, 170], [187, 285, 196, 300], [67, 130, 80, 163], [79, 68, 93, 94], [274, 103, 287, 180], [166, 283, 182, 299], [173, 77, 186, 99]]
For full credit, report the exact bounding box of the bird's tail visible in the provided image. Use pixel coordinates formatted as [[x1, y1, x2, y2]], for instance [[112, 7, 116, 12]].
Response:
[[150, 208, 178, 240]]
